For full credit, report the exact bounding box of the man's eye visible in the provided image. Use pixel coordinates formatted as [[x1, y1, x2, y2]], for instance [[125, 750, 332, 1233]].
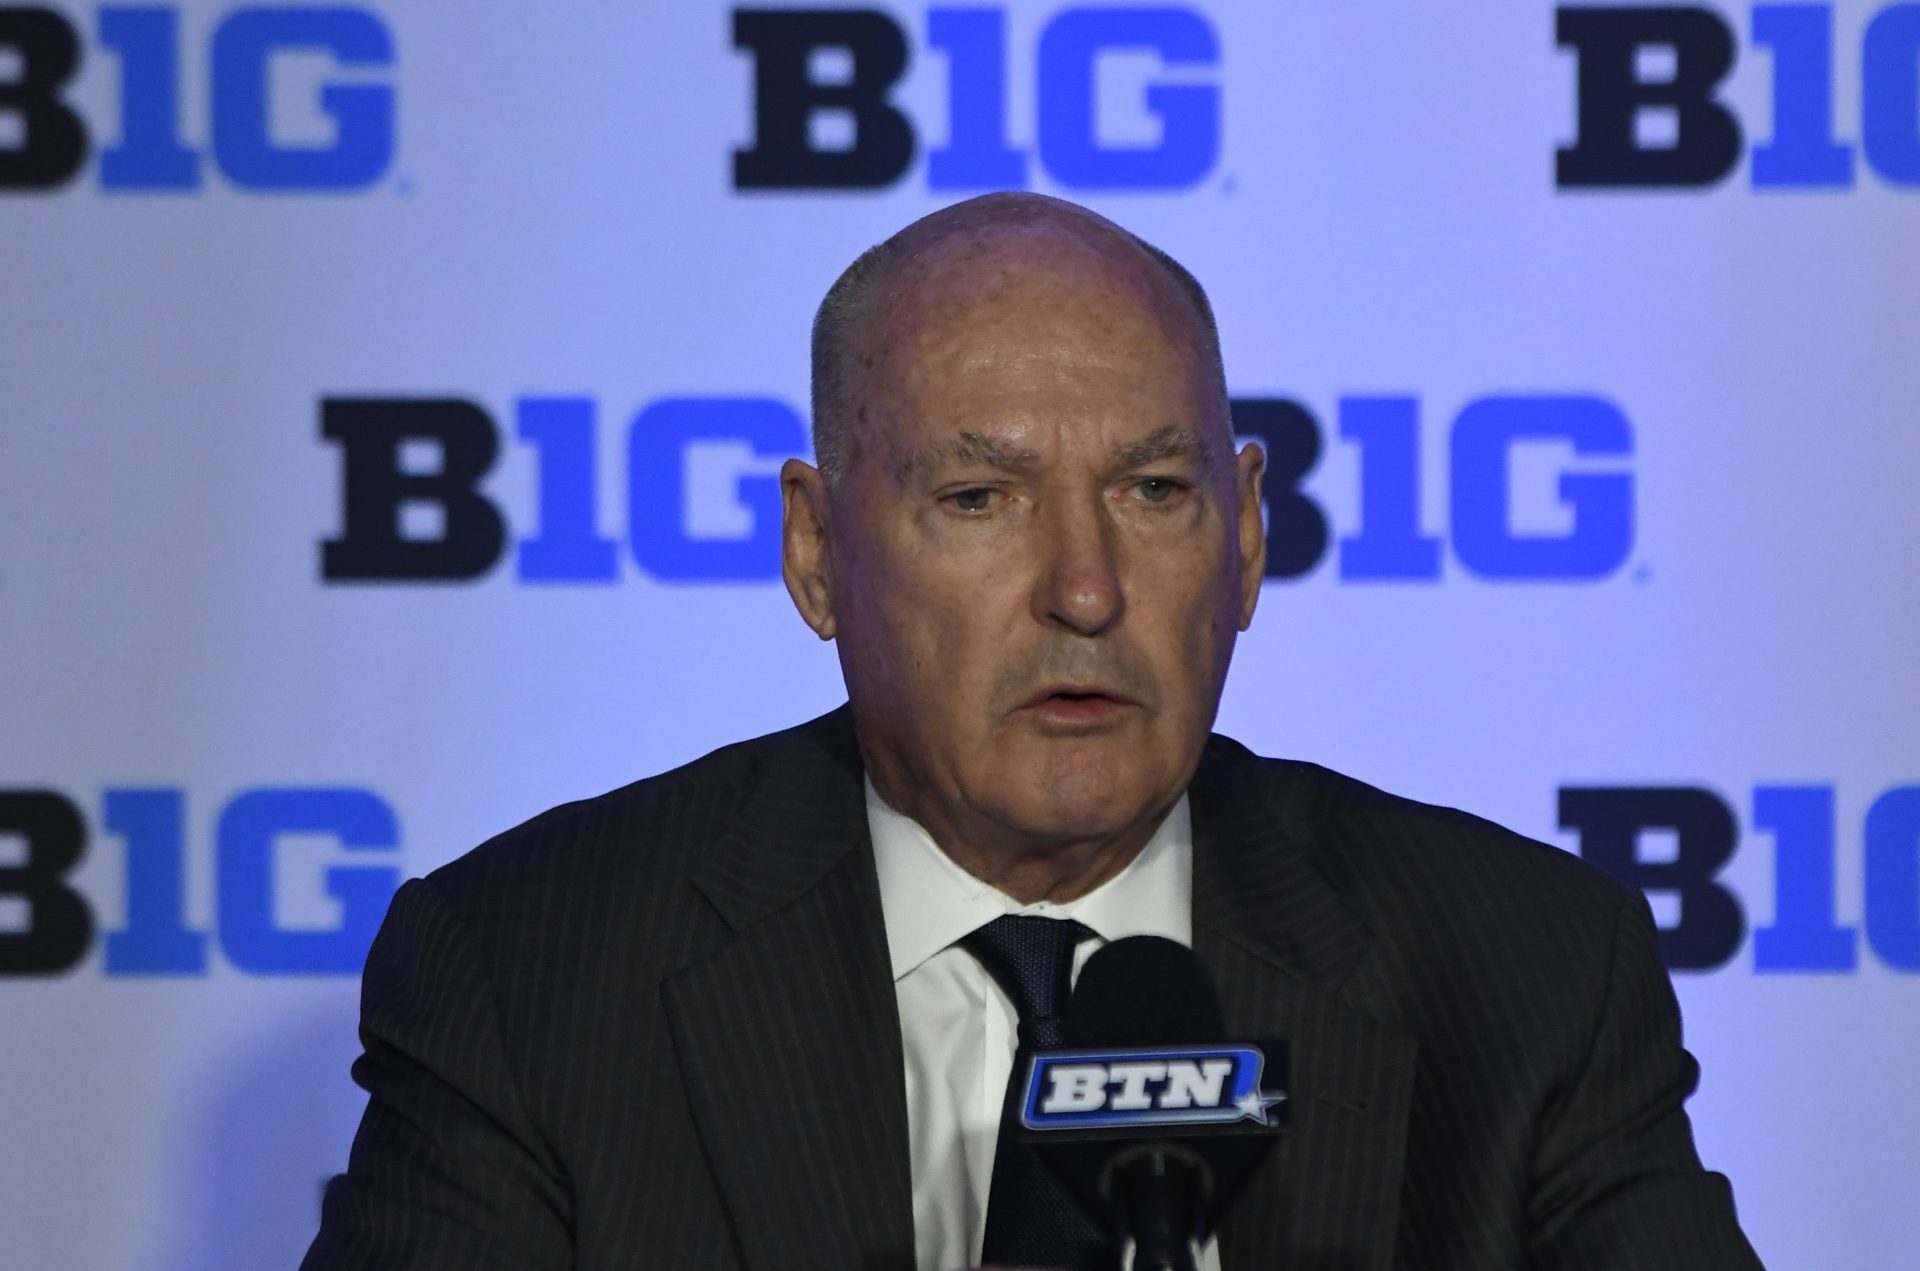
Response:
[[947, 487, 997, 513], [1133, 477, 1185, 504]]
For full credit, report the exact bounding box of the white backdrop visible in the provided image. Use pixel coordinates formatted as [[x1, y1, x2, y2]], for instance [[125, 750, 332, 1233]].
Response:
[[3, 2, 1916, 1267]]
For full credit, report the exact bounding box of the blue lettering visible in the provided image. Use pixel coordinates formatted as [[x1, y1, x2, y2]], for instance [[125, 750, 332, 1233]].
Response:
[[1338, 396, 1442, 582], [1752, 4, 1853, 187], [211, 6, 395, 190], [1862, 3, 1920, 183], [627, 397, 805, 582], [1752, 784, 1857, 971], [516, 397, 620, 583], [103, 788, 208, 975], [98, 6, 200, 190], [928, 7, 1026, 190], [216, 787, 400, 975], [1864, 785, 1920, 969], [1450, 395, 1634, 580], [1036, 7, 1219, 189]]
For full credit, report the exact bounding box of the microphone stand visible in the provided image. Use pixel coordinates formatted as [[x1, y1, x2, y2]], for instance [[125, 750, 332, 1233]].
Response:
[[1105, 1144, 1209, 1271]]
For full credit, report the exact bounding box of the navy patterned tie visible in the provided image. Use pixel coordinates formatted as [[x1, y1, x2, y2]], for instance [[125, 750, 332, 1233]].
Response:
[[962, 914, 1112, 1271]]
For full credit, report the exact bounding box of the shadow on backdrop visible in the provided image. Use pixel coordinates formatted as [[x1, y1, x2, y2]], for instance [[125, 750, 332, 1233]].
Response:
[[156, 991, 363, 1271]]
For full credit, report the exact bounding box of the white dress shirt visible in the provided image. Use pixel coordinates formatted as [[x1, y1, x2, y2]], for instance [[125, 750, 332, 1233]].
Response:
[[868, 781, 1223, 1271]]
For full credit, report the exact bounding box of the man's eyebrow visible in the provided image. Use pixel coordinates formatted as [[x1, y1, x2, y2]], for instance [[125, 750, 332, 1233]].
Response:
[[1111, 425, 1214, 472], [894, 432, 1042, 485]]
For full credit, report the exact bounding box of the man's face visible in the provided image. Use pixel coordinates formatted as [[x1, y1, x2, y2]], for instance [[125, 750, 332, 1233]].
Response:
[[795, 229, 1265, 853]]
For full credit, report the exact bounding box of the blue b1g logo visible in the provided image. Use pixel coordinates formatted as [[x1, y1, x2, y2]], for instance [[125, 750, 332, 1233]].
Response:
[[1558, 3, 1920, 189], [1021, 1045, 1285, 1131], [733, 4, 1220, 191], [1563, 783, 1920, 974], [1235, 394, 1636, 583], [0, 786, 401, 977], [320, 395, 807, 586], [318, 392, 1636, 587], [0, 4, 396, 192]]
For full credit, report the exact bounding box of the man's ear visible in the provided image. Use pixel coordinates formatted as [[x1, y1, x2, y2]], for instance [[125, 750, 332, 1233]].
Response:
[[781, 458, 838, 640], [1233, 441, 1266, 631]]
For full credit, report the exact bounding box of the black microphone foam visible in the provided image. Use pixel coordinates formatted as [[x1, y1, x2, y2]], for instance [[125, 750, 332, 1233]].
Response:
[[1051, 936, 1261, 1271], [1065, 935, 1225, 1047]]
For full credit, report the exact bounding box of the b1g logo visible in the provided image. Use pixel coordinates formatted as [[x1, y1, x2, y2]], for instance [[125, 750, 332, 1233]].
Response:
[[0, 786, 401, 977], [321, 395, 807, 584], [1022, 1046, 1286, 1131], [1562, 784, 1920, 972], [1557, 3, 1920, 188], [0, 4, 395, 192], [1237, 394, 1635, 583], [733, 5, 1219, 190], [319, 393, 1636, 587]]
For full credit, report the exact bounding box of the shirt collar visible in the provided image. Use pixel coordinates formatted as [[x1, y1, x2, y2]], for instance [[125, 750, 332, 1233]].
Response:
[[867, 778, 1193, 982]]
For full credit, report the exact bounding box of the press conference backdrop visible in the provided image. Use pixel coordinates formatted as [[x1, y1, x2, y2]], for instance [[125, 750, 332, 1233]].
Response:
[[3, 1, 1916, 1266]]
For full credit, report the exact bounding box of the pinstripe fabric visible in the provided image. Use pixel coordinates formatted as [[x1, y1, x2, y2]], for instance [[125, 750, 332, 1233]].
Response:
[[1189, 734, 1763, 1271], [301, 709, 1763, 1271]]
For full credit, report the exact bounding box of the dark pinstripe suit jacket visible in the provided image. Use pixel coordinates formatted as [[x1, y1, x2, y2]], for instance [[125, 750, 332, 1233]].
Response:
[[301, 708, 1763, 1271]]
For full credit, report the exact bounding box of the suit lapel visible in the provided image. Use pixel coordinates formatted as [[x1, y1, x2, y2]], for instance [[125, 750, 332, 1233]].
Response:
[[662, 711, 916, 1271], [1190, 737, 1418, 1271]]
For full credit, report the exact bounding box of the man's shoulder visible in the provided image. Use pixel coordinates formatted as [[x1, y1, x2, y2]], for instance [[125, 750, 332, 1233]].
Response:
[[1212, 737, 1645, 1052], [418, 709, 854, 925], [1218, 735, 1615, 890], [1209, 735, 1633, 963], [1307, 760, 1613, 902]]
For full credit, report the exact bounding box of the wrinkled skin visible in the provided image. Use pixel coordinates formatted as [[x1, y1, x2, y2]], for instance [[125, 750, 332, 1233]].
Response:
[[782, 194, 1266, 903]]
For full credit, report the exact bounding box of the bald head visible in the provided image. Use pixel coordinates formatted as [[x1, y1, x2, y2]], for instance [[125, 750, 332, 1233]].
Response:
[[809, 193, 1228, 485]]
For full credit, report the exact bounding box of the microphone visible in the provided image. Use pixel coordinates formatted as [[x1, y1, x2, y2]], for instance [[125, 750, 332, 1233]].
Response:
[[1015, 936, 1287, 1271]]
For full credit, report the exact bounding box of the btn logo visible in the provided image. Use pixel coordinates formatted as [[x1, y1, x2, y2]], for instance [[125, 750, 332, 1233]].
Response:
[[733, 5, 1219, 191], [1558, 3, 1920, 188], [1021, 1046, 1285, 1131], [0, 4, 396, 192]]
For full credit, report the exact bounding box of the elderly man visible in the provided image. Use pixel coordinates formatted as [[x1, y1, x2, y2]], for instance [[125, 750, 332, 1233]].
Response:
[[302, 194, 1762, 1271]]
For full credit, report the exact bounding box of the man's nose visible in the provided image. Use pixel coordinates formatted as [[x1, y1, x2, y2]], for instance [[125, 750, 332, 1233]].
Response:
[[1032, 495, 1124, 636]]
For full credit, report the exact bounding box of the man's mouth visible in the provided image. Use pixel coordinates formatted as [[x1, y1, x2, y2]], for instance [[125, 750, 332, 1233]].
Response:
[[1017, 686, 1138, 730]]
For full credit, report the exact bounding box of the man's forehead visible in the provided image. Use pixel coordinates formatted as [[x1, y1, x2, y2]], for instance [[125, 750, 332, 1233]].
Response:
[[889, 423, 1217, 487]]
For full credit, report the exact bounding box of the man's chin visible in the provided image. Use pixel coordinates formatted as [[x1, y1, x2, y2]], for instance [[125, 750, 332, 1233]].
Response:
[[984, 751, 1171, 844]]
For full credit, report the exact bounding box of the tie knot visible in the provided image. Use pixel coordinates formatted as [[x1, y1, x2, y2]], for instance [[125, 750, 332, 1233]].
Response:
[[962, 914, 1091, 1049]]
